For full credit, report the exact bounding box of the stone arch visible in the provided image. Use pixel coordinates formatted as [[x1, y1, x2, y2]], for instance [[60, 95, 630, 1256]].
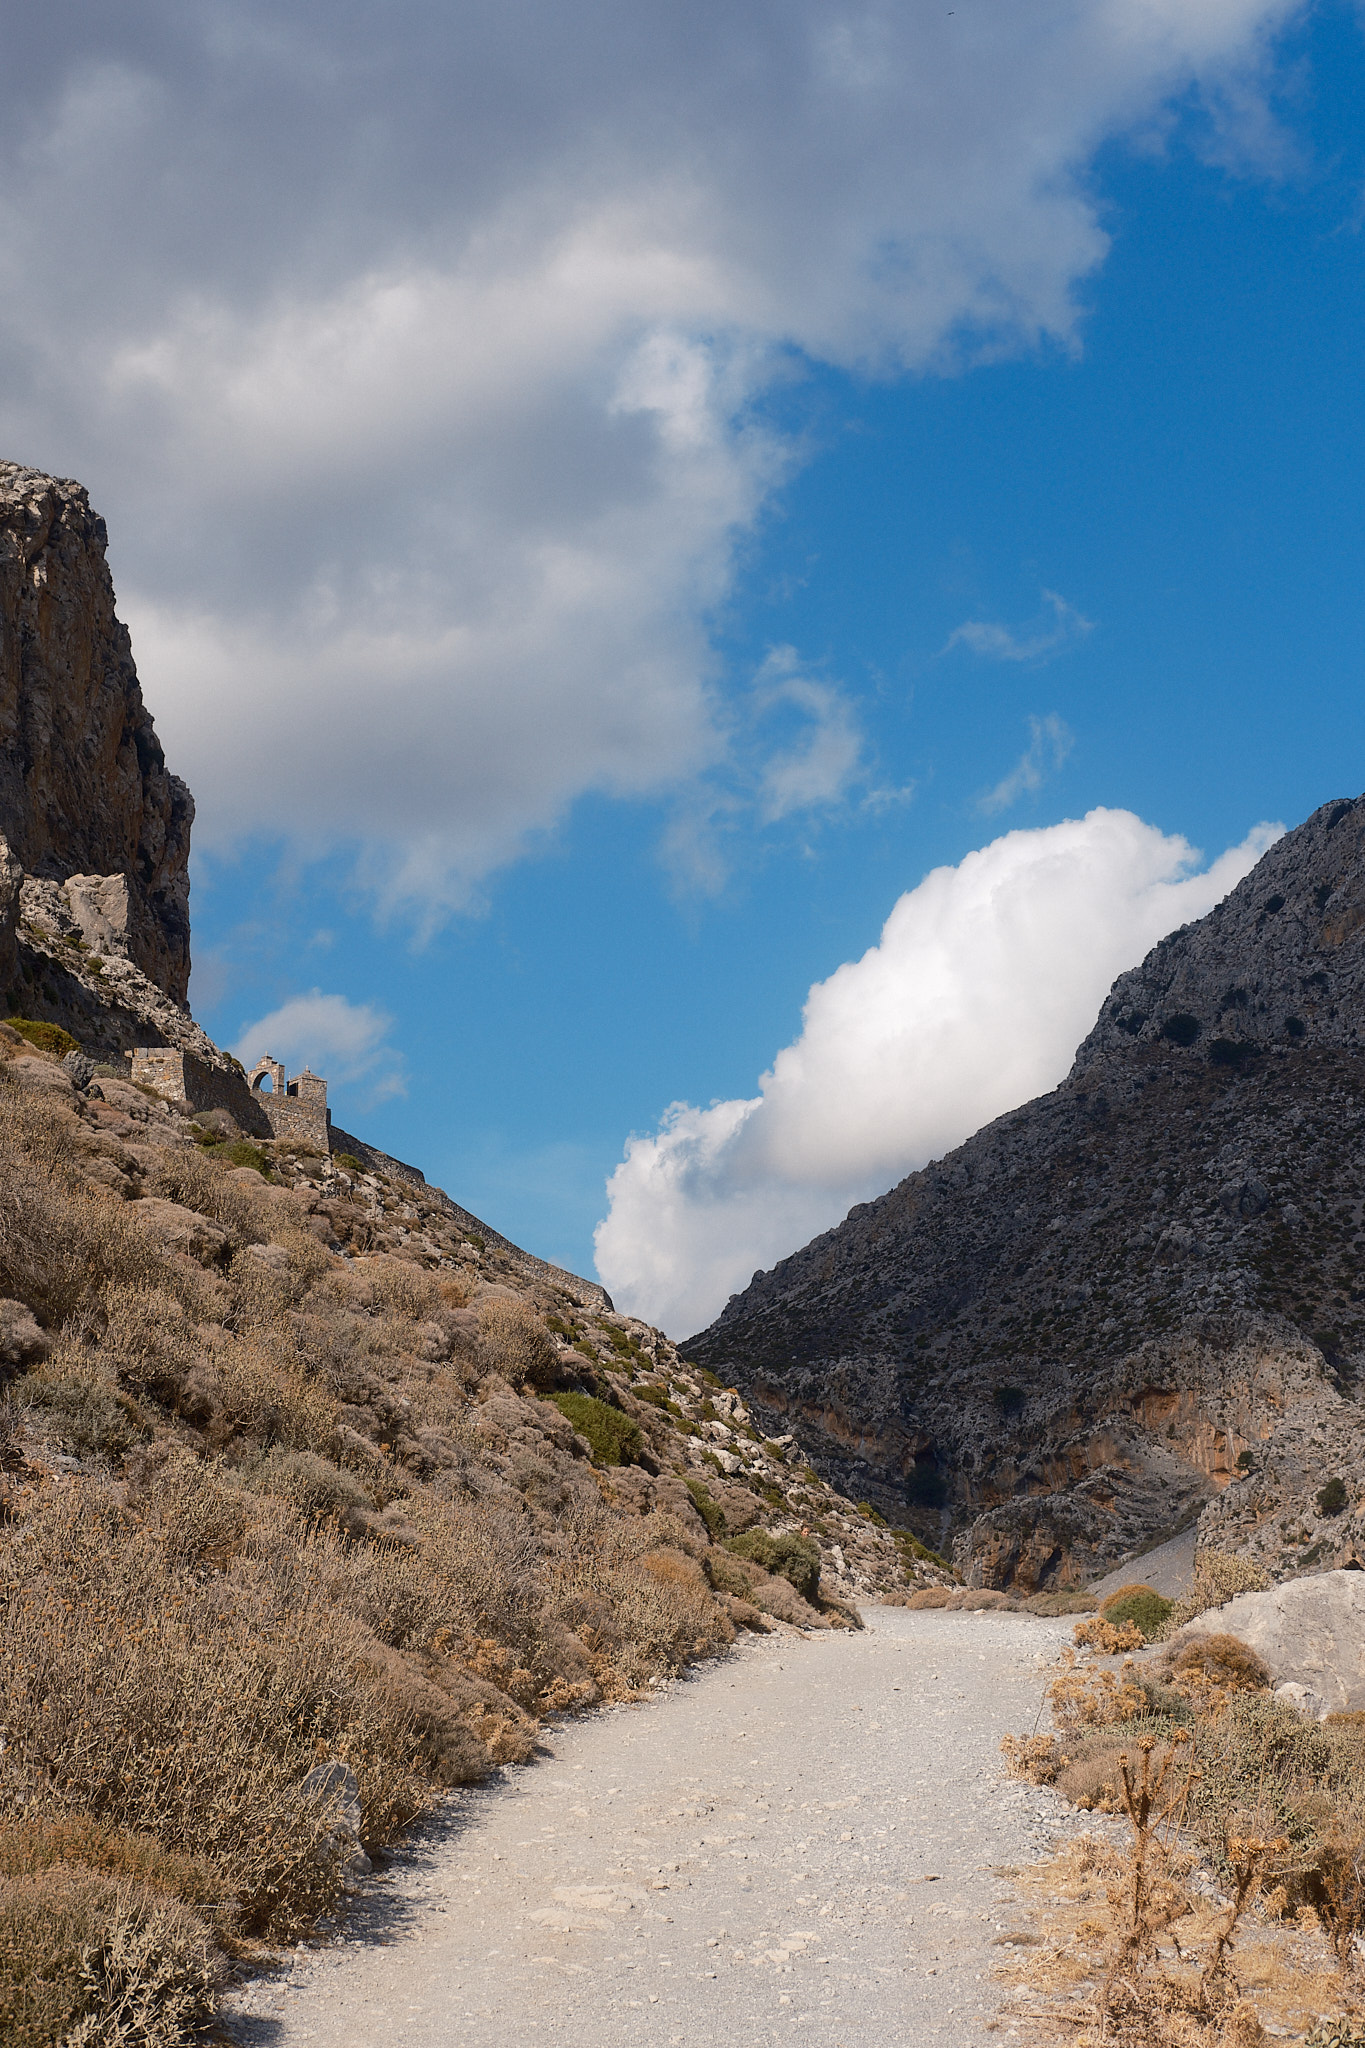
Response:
[[247, 1054, 286, 1098]]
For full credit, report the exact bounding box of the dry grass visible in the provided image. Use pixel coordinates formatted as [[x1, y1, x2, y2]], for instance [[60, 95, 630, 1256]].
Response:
[[1165, 1551, 1273, 1636], [1000, 1629, 1365, 2042]]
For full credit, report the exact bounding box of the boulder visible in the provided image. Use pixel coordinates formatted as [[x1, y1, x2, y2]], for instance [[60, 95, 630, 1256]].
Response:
[[300, 1759, 371, 1880], [1171, 1569, 1365, 1715]]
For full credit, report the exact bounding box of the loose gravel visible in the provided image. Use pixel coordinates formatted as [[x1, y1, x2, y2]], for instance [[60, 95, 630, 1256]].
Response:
[[221, 1608, 1087, 2048]]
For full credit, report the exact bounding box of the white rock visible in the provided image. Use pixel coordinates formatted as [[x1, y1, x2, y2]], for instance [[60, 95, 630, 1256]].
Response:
[[1176, 1569, 1365, 1713], [1273, 1680, 1329, 1720]]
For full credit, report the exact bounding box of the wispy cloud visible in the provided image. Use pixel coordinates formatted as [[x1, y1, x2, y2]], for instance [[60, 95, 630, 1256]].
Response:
[[660, 646, 866, 893], [233, 990, 405, 1106], [978, 713, 1074, 814], [753, 650, 863, 826], [945, 589, 1094, 664]]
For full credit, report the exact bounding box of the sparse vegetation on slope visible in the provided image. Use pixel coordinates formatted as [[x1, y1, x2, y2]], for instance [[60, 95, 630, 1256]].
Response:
[[0, 1026, 936, 2042]]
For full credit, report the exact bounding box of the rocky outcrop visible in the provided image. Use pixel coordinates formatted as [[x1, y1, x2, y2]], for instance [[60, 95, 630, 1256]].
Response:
[[1168, 1570, 1365, 1716], [686, 796, 1365, 1591], [0, 462, 192, 1002]]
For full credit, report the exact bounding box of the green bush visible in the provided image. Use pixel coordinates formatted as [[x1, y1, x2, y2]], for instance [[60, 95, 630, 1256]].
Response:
[[8, 1018, 80, 1057], [894, 1528, 954, 1574], [334, 1153, 363, 1173], [1317, 1475, 1349, 1517], [724, 1528, 821, 1605], [549, 1391, 643, 1467], [684, 1476, 726, 1539], [1099, 1584, 1174, 1640], [209, 1140, 273, 1176]]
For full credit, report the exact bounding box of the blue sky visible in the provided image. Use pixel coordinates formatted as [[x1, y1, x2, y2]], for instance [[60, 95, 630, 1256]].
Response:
[[5, 1, 1365, 1329]]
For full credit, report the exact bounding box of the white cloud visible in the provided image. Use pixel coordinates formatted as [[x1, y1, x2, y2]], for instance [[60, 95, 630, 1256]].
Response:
[[0, 1, 1302, 913], [595, 807, 1282, 1335], [979, 713, 1075, 813], [945, 590, 1095, 664], [233, 991, 404, 1106]]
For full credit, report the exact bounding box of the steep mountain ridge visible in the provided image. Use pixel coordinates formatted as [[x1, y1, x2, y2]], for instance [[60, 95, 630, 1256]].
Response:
[[686, 796, 1365, 1590]]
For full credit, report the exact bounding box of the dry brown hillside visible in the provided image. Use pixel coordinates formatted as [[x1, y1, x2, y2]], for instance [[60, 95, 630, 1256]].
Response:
[[0, 1022, 943, 2045]]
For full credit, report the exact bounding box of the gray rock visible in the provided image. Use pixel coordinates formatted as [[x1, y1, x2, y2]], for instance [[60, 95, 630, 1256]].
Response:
[[1174, 1570, 1365, 1715], [0, 834, 21, 993], [62, 1049, 96, 1090], [1273, 1680, 1329, 1721], [300, 1760, 371, 1880]]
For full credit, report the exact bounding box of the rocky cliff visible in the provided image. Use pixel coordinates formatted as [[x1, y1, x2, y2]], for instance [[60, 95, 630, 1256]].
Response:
[[685, 797, 1365, 1592], [0, 461, 192, 1006]]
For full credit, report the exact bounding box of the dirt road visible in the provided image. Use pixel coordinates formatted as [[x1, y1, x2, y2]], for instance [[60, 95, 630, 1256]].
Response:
[[221, 1608, 1078, 2048]]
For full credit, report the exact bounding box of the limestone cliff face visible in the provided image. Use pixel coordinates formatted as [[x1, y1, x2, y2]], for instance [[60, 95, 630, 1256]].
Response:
[[0, 462, 192, 1002], [686, 797, 1365, 1591]]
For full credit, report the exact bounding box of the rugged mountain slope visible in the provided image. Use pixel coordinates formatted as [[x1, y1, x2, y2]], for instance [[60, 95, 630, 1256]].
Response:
[[686, 797, 1365, 1591]]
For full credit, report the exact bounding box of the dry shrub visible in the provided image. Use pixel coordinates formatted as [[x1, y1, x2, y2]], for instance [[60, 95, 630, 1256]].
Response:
[[0, 1863, 219, 2048], [211, 1332, 339, 1453], [1048, 1648, 1149, 1730], [1167, 1550, 1272, 1635], [130, 1448, 254, 1569], [367, 1259, 444, 1322], [907, 1586, 955, 1608], [1157, 1633, 1271, 1715], [98, 1285, 199, 1410], [0, 1090, 168, 1326], [706, 1547, 758, 1598], [1000, 1732, 1065, 1785], [0, 1483, 428, 1937], [241, 1446, 373, 1529], [0, 1814, 218, 1907], [139, 1148, 267, 1245], [548, 1509, 732, 1689], [1075, 1614, 1146, 1654], [13, 1356, 151, 1461], [477, 1294, 557, 1391]]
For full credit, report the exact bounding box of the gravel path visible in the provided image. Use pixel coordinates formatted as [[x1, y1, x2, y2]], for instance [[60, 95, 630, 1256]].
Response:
[[221, 1609, 1082, 2048]]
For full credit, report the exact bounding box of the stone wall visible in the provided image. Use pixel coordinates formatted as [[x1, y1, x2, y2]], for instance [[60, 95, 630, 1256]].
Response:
[[128, 1047, 272, 1136]]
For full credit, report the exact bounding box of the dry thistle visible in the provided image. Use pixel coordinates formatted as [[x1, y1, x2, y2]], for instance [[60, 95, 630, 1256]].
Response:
[[1317, 1824, 1365, 1979], [1100, 1731, 1200, 2025], [1198, 1826, 1289, 2005], [1074, 1615, 1146, 1656]]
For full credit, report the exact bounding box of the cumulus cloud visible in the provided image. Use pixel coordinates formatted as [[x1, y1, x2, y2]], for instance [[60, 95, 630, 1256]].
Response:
[[0, 1, 1301, 914], [233, 991, 404, 1106], [979, 713, 1075, 813], [945, 589, 1095, 664], [595, 807, 1282, 1334]]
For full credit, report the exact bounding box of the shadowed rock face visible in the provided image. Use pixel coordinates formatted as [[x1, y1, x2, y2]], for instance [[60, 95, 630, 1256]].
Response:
[[0, 462, 192, 1003], [685, 797, 1365, 1591]]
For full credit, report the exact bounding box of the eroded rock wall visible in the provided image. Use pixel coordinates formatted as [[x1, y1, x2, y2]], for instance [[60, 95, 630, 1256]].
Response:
[[0, 462, 192, 1002]]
